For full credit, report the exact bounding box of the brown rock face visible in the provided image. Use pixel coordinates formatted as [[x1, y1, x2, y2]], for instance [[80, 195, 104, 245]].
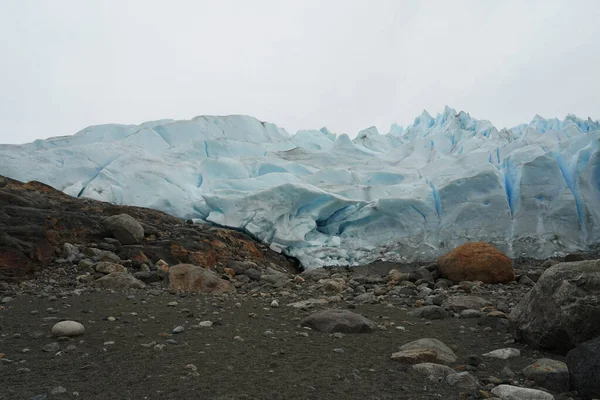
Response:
[[438, 242, 514, 284], [168, 264, 234, 294]]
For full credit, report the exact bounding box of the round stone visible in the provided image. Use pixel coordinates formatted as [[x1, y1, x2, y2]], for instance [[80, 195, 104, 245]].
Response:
[[51, 321, 85, 337]]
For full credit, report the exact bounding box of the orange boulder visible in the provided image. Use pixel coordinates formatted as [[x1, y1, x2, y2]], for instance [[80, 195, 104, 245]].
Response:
[[437, 242, 514, 284]]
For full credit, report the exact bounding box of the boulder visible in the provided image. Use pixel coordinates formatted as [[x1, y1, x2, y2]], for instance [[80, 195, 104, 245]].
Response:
[[483, 348, 520, 360], [523, 358, 569, 393], [446, 372, 478, 389], [102, 214, 144, 245], [443, 295, 491, 313], [94, 262, 126, 274], [93, 272, 146, 290], [51, 321, 85, 337], [300, 309, 375, 333], [437, 242, 514, 284], [566, 336, 600, 400], [408, 305, 448, 320], [510, 260, 600, 353], [391, 349, 438, 364], [490, 385, 554, 400], [168, 264, 234, 295], [412, 363, 456, 380], [398, 338, 457, 364]]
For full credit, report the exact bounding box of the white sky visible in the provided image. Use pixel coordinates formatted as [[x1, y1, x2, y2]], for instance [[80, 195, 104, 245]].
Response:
[[1, 0, 599, 144]]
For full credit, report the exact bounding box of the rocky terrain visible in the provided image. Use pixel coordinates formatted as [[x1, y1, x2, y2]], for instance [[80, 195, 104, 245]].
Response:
[[1, 176, 599, 400]]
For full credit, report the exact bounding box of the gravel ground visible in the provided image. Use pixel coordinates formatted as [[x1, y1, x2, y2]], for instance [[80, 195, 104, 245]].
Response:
[[0, 281, 570, 400]]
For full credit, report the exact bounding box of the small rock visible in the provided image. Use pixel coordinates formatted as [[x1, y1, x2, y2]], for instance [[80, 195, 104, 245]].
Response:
[[43, 342, 60, 353], [412, 362, 455, 380], [399, 338, 457, 364], [490, 384, 554, 399], [270, 300, 279, 308], [408, 305, 448, 320], [391, 349, 438, 364], [51, 321, 85, 337], [522, 358, 569, 393], [483, 348, 520, 360], [199, 321, 213, 327], [50, 386, 67, 395], [300, 309, 376, 333], [446, 372, 479, 389], [172, 326, 185, 334]]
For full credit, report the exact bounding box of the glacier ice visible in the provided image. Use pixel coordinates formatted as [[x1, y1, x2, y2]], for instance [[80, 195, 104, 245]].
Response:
[[1, 108, 599, 268]]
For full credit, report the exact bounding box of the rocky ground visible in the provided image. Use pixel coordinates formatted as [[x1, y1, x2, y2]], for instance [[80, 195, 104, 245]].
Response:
[[1, 176, 599, 400]]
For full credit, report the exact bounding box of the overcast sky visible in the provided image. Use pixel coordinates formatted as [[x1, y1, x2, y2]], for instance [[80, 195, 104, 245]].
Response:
[[1, 0, 599, 144]]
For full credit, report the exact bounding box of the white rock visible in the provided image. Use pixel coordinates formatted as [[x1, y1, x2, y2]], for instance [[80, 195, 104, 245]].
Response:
[[483, 348, 521, 360], [199, 321, 213, 327], [491, 384, 554, 400], [270, 299, 280, 308], [51, 321, 85, 337]]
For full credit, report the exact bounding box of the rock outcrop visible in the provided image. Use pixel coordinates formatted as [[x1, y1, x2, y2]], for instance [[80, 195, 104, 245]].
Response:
[[0, 176, 299, 281]]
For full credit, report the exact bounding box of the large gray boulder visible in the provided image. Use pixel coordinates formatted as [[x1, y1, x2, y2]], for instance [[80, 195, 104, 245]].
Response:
[[566, 336, 600, 400], [300, 309, 375, 333], [102, 214, 144, 245], [510, 260, 600, 353]]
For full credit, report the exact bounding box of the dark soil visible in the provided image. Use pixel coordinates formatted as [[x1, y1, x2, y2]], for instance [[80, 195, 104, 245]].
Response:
[[0, 289, 565, 400]]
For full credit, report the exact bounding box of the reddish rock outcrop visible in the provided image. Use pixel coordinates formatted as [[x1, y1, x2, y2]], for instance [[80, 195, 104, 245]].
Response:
[[437, 242, 514, 284]]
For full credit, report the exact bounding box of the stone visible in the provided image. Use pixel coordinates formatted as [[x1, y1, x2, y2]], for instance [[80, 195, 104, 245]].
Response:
[[510, 260, 600, 352], [391, 349, 438, 364], [443, 295, 492, 313], [354, 293, 378, 304], [438, 242, 515, 284], [287, 298, 328, 309], [523, 358, 569, 393], [51, 321, 85, 337], [62, 243, 79, 262], [566, 336, 600, 400], [172, 326, 184, 334], [93, 272, 146, 290], [460, 309, 482, 318], [399, 338, 457, 364], [50, 386, 67, 395], [133, 271, 160, 283], [483, 348, 520, 360], [300, 268, 330, 281], [300, 309, 376, 333], [446, 372, 479, 389], [199, 321, 213, 327], [168, 264, 234, 295], [94, 262, 126, 274], [408, 305, 448, 320], [490, 385, 554, 400], [84, 247, 121, 263], [102, 213, 144, 245], [320, 278, 345, 293], [43, 342, 60, 353], [412, 363, 456, 380], [270, 300, 279, 308]]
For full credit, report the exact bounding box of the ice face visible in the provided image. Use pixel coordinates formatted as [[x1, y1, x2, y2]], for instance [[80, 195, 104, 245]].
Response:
[[1, 109, 598, 268]]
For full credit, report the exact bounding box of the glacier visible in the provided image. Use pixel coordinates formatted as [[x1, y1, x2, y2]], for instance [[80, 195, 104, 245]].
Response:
[[1, 107, 599, 268]]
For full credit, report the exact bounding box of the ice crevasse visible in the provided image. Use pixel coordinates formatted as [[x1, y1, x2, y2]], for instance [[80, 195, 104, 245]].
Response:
[[1, 107, 599, 269]]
